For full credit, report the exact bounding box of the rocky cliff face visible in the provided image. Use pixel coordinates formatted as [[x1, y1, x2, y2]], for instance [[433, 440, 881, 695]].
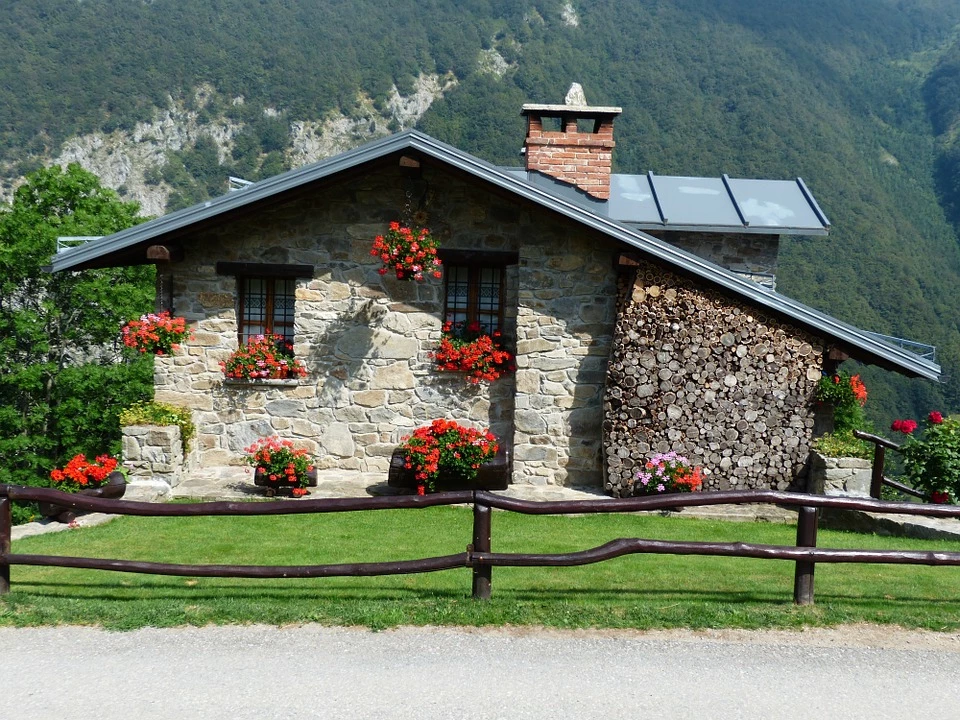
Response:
[[2, 73, 455, 217]]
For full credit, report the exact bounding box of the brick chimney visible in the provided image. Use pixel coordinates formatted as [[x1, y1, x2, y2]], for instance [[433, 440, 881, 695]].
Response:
[[522, 83, 622, 200]]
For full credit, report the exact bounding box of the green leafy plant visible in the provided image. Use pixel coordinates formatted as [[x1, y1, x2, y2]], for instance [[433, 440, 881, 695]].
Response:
[[814, 372, 867, 433], [893, 411, 960, 503], [119, 401, 195, 455], [398, 419, 498, 493], [812, 429, 873, 460]]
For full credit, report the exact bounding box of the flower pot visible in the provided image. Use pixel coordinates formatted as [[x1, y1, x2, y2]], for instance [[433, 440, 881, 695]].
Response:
[[387, 443, 511, 492], [39, 471, 127, 524], [253, 467, 318, 497]]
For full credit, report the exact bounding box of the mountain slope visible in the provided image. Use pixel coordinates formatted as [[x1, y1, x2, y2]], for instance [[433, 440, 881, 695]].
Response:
[[3, 0, 960, 426]]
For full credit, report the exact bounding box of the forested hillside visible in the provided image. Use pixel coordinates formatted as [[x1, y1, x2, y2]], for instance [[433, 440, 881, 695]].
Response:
[[3, 0, 960, 428]]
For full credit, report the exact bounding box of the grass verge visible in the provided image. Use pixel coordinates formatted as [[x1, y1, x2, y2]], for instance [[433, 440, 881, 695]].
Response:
[[3, 507, 960, 631]]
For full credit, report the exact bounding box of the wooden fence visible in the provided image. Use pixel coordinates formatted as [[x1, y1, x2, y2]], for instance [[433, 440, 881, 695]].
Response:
[[3, 485, 960, 605]]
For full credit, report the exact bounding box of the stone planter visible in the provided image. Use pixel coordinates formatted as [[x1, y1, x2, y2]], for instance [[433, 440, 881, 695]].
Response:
[[253, 467, 318, 496], [39, 471, 127, 523], [387, 443, 511, 492], [807, 451, 871, 497]]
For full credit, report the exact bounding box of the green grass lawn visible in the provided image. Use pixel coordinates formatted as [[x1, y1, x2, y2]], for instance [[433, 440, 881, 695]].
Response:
[[3, 507, 960, 631]]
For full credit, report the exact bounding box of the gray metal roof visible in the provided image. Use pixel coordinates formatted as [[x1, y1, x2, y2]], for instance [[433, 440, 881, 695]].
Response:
[[49, 129, 936, 380], [505, 169, 830, 235]]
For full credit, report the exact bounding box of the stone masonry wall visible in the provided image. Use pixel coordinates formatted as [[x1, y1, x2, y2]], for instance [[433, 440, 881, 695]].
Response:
[[154, 163, 619, 485], [603, 260, 825, 495], [512, 212, 620, 486], [646, 231, 780, 289]]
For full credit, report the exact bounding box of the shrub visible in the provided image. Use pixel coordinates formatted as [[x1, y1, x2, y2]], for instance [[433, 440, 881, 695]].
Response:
[[812, 429, 873, 460], [119, 401, 195, 455], [893, 411, 960, 503]]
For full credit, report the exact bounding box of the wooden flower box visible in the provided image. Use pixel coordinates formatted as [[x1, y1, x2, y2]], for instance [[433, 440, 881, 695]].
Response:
[[387, 442, 512, 492]]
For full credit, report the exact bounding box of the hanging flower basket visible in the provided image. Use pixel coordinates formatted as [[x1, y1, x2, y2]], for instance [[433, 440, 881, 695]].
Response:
[[370, 221, 442, 282], [120, 311, 191, 355]]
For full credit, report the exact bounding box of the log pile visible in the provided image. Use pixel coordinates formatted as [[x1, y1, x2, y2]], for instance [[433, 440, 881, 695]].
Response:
[[603, 262, 824, 496]]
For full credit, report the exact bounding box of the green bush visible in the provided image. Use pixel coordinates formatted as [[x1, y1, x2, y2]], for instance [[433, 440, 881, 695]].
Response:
[[897, 413, 960, 503], [812, 429, 873, 460], [119, 401, 195, 455]]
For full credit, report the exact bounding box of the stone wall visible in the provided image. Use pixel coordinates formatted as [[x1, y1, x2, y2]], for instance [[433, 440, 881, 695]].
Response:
[[647, 231, 779, 289], [154, 163, 620, 485], [806, 451, 872, 497], [121, 424, 183, 499], [512, 213, 620, 486], [603, 260, 825, 495]]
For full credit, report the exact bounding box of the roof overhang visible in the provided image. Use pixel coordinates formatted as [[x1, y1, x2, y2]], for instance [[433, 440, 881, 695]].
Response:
[[49, 130, 940, 382]]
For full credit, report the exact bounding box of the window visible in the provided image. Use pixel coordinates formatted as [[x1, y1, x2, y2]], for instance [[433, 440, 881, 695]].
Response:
[[444, 265, 504, 333], [439, 251, 517, 335], [238, 277, 295, 346], [215, 262, 313, 346]]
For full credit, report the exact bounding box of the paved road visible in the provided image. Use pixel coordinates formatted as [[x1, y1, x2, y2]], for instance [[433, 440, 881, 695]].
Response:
[[1, 625, 958, 719]]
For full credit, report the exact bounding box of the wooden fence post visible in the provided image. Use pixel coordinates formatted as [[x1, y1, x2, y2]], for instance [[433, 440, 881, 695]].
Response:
[[0, 494, 11, 595], [793, 505, 818, 605], [472, 499, 492, 600], [870, 444, 886, 499]]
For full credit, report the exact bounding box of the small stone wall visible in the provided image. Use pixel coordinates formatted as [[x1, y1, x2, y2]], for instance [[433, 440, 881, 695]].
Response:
[[806, 451, 872, 497], [121, 424, 184, 499], [603, 260, 825, 495]]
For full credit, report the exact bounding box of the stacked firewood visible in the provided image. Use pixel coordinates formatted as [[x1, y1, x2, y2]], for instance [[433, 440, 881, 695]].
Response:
[[603, 262, 824, 496]]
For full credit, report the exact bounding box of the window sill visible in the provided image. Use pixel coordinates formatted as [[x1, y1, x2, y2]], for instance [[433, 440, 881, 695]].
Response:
[[223, 378, 302, 388]]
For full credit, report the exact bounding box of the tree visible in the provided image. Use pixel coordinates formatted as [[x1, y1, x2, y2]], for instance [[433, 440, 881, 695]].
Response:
[[0, 164, 154, 500]]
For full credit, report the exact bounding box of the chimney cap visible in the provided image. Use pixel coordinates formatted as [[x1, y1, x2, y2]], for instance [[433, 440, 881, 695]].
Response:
[[522, 83, 621, 116]]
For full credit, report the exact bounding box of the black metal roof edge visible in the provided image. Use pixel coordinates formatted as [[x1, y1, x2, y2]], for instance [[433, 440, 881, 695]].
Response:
[[50, 129, 938, 380]]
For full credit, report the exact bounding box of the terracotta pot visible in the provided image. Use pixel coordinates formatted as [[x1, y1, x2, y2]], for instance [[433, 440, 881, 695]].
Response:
[[39, 471, 127, 524], [387, 443, 511, 492], [253, 467, 318, 496]]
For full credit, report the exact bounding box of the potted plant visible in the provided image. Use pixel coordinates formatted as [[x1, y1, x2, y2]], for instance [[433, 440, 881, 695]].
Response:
[[892, 411, 960, 503], [41, 454, 127, 523], [244, 436, 317, 497], [388, 419, 508, 494], [431, 321, 514, 384], [370, 221, 442, 282], [120, 311, 191, 355], [621, 451, 703, 497], [221, 334, 307, 381]]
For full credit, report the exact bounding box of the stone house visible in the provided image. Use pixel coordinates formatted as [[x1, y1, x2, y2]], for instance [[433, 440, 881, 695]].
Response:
[[51, 92, 940, 496]]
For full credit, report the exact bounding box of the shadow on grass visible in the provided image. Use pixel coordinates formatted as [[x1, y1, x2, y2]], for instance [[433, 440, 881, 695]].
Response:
[[11, 578, 954, 610]]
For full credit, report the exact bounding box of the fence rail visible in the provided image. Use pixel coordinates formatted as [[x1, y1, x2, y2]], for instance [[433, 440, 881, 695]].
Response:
[[2, 485, 960, 605]]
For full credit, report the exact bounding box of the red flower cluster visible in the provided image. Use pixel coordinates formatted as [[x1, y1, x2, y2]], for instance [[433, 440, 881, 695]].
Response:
[[221, 335, 307, 380], [50, 454, 120, 492], [929, 411, 944, 424], [431, 321, 514, 384], [848, 374, 867, 406], [398, 419, 498, 492], [931, 491, 951, 504], [243, 436, 314, 494], [370, 221, 442, 282], [891, 418, 918, 434], [121, 312, 191, 355]]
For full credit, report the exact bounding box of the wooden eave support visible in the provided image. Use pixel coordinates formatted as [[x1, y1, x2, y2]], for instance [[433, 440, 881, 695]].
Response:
[[146, 245, 184, 263]]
